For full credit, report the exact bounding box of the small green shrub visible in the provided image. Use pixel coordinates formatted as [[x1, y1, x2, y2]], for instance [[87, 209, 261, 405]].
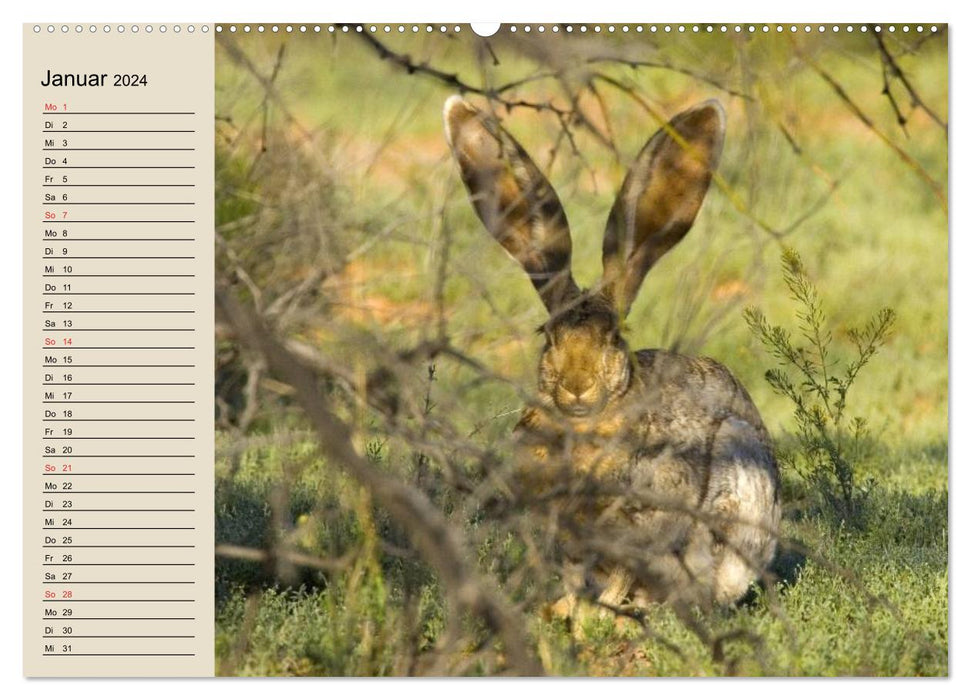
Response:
[[744, 248, 896, 527]]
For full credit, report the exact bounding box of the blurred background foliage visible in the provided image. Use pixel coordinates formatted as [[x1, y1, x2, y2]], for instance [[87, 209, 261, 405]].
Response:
[[213, 25, 947, 676]]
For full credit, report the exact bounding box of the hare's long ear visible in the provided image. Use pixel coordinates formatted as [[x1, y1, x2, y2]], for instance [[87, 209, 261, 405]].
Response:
[[601, 100, 725, 316], [444, 96, 579, 313]]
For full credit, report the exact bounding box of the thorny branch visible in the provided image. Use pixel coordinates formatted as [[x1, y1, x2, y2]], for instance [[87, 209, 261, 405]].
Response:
[[584, 55, 753, 101], [217, 35, 316, 144], [872, 26, 948, 132], [351, 28, 571, 118], [794, 41, 947, 212]]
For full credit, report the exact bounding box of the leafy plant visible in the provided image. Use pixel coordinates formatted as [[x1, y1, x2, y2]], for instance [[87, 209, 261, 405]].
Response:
[[744, 248, 896, 527]]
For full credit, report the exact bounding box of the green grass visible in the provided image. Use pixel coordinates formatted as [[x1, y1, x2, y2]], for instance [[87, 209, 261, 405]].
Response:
[[213, 439, 946, 676], [213, 29, 948, 676]]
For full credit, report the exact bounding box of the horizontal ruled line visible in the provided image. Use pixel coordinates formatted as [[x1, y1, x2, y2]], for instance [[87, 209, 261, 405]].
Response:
[[42, 364, 195, 367], [43, 148, 196, 151], [42, 202, 195, 205], [43, 130, 196, 133], [40, 328, 196, 331], [43, 293, 196, 297], [42, 382, 195, 385], [43, 563, 195, 566], [43, 166, 195, 169], [42, 654, 196, 657], [44, 184, 195, 187], [43, 256, 196, 259], [44, 581, 195, 584], [43, 400, 196, 404], [37, 473, 196, 476], [42, 616, 194, 620], [44, 617, 195, 621], [42, 490, 195, 493], [40, 221, 195, 224], [43, 636, 196, 639], [43, 528, 196, 530], [38, 455, 195, 458], [43, 545, 195, 548], [43, 309, 195, 312], [43, 111, 196, 115], [43, 509, 195, 512], [41, 600, 195, 604], [40, 599, 195, 602], [43, 274, 195, 277], [43, 238, 196, 242]]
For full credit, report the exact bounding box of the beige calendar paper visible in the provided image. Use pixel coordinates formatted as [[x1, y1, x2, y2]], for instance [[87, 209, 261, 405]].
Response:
[[22, 22, 948, 679], [23, 25, 214, 676]]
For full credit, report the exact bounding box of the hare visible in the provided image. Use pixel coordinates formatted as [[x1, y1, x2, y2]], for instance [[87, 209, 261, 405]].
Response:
[[443, 96, 781, 610]]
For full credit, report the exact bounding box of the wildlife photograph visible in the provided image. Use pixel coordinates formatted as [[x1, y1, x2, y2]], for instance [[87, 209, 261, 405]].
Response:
[[211, 23, 948, 676]]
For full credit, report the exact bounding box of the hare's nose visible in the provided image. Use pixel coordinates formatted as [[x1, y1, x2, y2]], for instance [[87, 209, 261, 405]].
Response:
[[562, 380, 594, 400]]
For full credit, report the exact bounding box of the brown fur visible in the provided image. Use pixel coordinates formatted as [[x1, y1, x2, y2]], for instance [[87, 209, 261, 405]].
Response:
[[444, 96, 780, 610]]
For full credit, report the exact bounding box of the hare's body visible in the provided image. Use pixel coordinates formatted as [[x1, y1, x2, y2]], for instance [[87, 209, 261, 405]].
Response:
[[517, 348, 780, 605], [443, 95, 780, 608]]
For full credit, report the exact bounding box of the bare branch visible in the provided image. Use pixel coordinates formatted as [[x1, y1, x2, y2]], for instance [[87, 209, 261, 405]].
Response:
[[795, 41, 947, 212], [216, 284, 543, 676], [584, 55, 753, 101], [216, 543, 351, 573], [872, 26, 947, 132]]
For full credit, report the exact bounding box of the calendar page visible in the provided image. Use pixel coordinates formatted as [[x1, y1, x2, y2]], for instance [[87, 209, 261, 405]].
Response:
[[22, 21, 950, 678]]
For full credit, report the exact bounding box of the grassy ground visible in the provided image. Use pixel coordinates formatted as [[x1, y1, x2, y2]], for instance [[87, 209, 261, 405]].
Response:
[[213, 28, 948, 676]]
